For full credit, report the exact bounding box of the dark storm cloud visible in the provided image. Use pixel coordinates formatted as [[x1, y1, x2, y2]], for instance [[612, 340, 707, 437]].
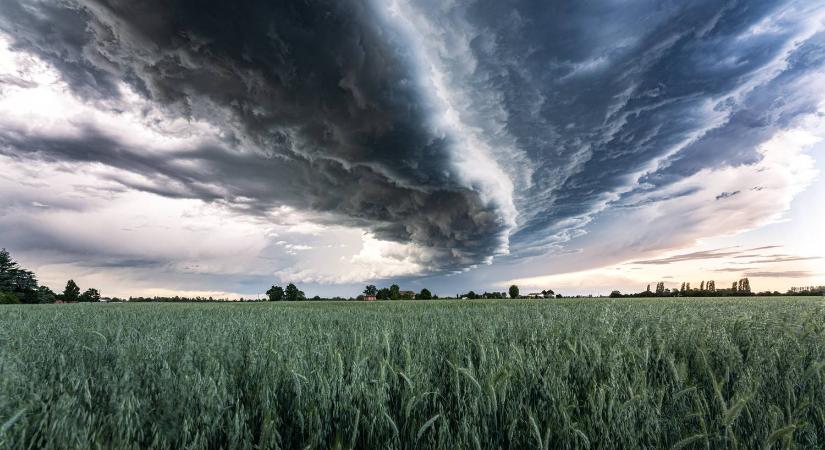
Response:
[[1, 0, 824, 276], [0, 0, 508, 270], [449, 0, 825, 254], [0, 127, 501, 268]]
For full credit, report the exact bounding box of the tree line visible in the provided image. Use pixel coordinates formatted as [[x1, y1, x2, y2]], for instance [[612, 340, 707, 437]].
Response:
[[0, 249, 101, 304], [610, 278, 825, 298], [611, 278, 754, 298], [362, 284, 430, 300], [787, 286, 825, 296]]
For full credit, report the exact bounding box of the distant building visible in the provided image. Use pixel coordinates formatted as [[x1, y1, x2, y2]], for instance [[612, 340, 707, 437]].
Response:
[[526, 293, 543, 299], [363, 295, 377, 301], [399, 290, 415, 299]]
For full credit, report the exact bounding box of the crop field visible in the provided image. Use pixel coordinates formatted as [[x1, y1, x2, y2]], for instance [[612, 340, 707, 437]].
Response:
[[2, 297, 825, 449]]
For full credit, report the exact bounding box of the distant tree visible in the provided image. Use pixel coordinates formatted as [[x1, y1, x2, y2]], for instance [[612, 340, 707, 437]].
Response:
[[700, 281, 705, 291], [739, 278, 751, 294], [707, 280, 716, 292], [37, 286, 56, 304], [363, 285, 378, 296], [389, 284, 400, 300], [609, 290, 622, 298], [509, 285, 519, 299], [655, 282, 665, 295], [63, 280, 80, 302], [731, 281, 738, 292], [645, 284, 651, 293], [377, 287, 391, 300], [685, 282, 691, 291], [79, 288, 100, 302], [419, 288, 432, 300], [0, 249, 38, 303], [266, 285, 284, 301], [680, 282, 686, 294], [285, 283, 305, 301], [0, 249, 23, 292]]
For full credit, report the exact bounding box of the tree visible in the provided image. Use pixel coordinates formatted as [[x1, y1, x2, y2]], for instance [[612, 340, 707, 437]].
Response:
[[79, 288, 101, 302], [418, 288, 432, 300], [645, 284, 651, 293], [389, 284, 400, 300], [363, 285, 378, 296], [377, 287, 391, 300], [0, 249, 38, 303], [655, 282, 665, 295], [37, 286, 56, 303], [0, 249, 21, 293], [609, 290, 622, 298], [266, 285, 284, 301], [700, 281, 705, 291], [285, 283, 305, 301], [731, 281, 738, 292], [509, 285, 519, 299], [63, 280, 80, 302], [739, 278, 751, 294]]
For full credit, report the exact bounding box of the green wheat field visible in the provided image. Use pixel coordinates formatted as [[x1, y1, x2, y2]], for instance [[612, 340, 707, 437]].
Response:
[[2, 297, 825, 449]]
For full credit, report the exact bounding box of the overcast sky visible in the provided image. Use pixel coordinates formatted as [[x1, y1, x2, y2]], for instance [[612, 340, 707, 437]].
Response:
[[1, 0, 824, 298]]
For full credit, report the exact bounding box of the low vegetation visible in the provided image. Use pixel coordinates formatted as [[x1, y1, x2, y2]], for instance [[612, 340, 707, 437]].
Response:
[[2, 297, 825, 448]]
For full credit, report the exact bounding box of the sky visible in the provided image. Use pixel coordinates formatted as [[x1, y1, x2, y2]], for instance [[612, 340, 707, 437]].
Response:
[[0, 0, 824, 298]]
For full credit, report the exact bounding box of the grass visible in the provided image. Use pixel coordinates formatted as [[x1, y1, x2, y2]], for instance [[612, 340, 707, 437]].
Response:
[[1, 297, 825, 449]]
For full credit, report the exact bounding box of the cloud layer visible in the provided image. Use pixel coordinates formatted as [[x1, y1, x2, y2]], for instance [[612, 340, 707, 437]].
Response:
[[1, 0, 824, 293]]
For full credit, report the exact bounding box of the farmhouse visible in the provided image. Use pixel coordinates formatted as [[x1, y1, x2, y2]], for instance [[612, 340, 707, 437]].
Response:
[[363, 294, 377, 301], [526, 291, 555, 299]]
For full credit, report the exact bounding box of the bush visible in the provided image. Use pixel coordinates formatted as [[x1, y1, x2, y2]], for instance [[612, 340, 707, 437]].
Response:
[[0, 290, 21, 304]]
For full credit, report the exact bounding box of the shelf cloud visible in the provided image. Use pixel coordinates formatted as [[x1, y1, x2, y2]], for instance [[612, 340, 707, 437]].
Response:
[[1, 0, 824, 294]]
